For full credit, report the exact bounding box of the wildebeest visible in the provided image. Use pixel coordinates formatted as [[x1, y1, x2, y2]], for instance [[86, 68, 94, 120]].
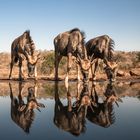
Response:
[[9, 82, 45, 134], [104, 61, 118, 82], [86, 35, 117, 81], [53, 82, 87, 136], [54, 28, 93, 84], [9, 30, 40, 80], [86, 83, 121, 128]]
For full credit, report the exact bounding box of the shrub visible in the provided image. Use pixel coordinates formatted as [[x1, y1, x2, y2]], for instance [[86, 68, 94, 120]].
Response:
[[41, 52, 55, 74], [137, 52, 140, 62], [40, 52, 67, 75]]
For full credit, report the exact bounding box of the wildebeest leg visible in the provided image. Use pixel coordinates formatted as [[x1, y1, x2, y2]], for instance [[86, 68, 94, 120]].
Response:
[[65, 53, 72, 86], [34, 66, 38, 80], [92, 59, 98, 80], [66, 85, 72, 112], [18, 82, 24, 101], [9, 60, 14, 79], [55, 52, 62, 80], [103, 58, 110, 67], [54, 81, 63, 116], [77, 64, 81, 82], [76, 82, 81, 100], [19, 57, 25, 80], [9, 82, 13, 100]]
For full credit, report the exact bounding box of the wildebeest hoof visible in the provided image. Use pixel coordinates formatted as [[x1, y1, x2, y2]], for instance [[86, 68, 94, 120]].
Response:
[[35, 77, 38, 81], [19, 77, 25, 81], [9, 76, 12, 80], [92, 77, 96, 81]]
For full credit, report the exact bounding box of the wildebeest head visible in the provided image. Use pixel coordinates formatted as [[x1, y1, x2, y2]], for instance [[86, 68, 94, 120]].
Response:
[[76, 54, 93, 82], [25, 51, 40, 77], [104, 62, 118, 82]]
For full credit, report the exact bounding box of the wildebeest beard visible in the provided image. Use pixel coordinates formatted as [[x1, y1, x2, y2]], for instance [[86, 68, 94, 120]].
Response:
[[27, 62, 35, 77]]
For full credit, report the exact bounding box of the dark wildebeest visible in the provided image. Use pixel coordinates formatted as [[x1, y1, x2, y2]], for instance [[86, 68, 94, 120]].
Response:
[[9, 30, 40, 80], [54, 28, 93, 84], [86, 83, 122, 128], [9, 82, 45, 134], [53, 82, 87, 136], [86, 35, 118, 81]]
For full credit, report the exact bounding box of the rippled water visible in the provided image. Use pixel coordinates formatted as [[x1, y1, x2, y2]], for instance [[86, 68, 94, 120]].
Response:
[[0, 81, 140, 140]]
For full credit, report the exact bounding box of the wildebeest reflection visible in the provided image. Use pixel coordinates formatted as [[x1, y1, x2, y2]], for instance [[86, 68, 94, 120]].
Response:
[[9, 82, 45, 134], [54, 82, 88, 136], [86, 83, 121, 128]]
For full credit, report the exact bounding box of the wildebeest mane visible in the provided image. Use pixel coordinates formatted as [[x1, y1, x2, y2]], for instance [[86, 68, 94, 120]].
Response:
[[108, 38, 115, 61]]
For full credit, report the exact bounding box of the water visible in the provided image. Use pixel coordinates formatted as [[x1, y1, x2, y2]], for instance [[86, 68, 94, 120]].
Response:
[[0, 81, 140, 140]]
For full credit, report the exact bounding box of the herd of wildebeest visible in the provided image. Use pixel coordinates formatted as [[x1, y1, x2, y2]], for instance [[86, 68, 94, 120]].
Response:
[[7, 28, 123, 135], [9, 28, 118, 83]]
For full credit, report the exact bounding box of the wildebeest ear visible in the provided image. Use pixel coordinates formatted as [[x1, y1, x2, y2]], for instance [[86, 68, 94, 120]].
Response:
[[37, 103, 45, 108], [18, 105, 26, 112], [117, 97, 123, 103], [90, 54, 94, 62]]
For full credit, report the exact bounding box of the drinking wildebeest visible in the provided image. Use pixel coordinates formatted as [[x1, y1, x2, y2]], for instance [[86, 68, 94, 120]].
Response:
[[86, 83, 122, 128], [53, 82, 87, 136], [9, 30, 40, 80], [54, 28, 93, 84], [86, 35, 117, 81], [104, 62, 118, 82], [9, 82, 45, 134]]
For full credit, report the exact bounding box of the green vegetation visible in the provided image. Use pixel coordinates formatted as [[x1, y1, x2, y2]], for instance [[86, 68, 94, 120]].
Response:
[[41, 52, 55, 74], [40, 51, 67, 75]]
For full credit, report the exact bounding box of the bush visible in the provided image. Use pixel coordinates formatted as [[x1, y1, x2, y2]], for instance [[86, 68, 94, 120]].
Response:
[[40, 52, 67, 75], [137, 52, 140, 62], [41, 52, 55, 74]]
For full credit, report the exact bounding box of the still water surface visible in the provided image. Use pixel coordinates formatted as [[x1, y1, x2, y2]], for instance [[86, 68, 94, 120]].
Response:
[[0, 81, 140, 140]]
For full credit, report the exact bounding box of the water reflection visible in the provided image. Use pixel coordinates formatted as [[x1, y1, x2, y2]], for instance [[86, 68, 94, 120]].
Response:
[[54, 81, 124, 136], [54, 82, 86, 136], [9, 82, 45, 134], [0, 80, 140, 140], [87, 83, 122, 128]]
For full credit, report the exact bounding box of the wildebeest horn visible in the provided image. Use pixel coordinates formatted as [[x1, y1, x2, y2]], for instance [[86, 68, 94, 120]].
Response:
[[89, 104, 94, 112], [90, 53, 94, 62], [77, 54, 82, 62], [77, 104, 82, 112], [83, 46, 88, 59]]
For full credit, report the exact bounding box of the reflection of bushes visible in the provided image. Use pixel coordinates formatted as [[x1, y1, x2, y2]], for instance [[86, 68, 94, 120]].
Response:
[[43, 82, 55, 95], [137, 90, 140, 101], [43, 82, 66, 97]]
